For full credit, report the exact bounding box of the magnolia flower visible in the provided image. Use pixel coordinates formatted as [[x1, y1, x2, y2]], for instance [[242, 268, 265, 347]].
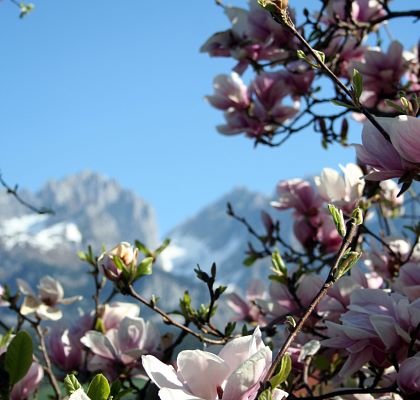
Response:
[[17, 276, 81, 320], [81, 316, 159, 380], [355, 116, 420, 181], [315, 163, 364, 214], [206, 73, 250, 111], [323, 288, 420, 378], [352, 41, 407, 96], [325, 0, 385, 23], [393, 263, 420, 301], [226, 280, 266, 325], [271, 179, 323, 215], [10, 363, 44, 400], [49, 325, 85, 372], [142, 327, 288, 400], [397, 352, 420, 394], [98, 242, 139, 281]]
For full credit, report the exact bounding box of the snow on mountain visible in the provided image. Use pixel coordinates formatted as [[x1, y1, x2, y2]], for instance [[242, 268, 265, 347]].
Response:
[[0, 214, 82, 251]]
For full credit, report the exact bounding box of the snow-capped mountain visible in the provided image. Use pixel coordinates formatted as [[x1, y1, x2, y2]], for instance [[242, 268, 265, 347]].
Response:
[[162, 187, 294, 290], [0, 172, 287, 315]]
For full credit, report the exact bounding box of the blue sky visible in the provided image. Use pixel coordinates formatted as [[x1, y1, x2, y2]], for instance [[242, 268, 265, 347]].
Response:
[[0, 0, 416, 234]]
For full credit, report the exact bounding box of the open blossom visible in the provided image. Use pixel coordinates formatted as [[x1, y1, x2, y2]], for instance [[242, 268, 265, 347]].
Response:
[[206, 73, 250, 111], [17, 276, 81, 320], [352, 42, 407, 96], [355, 116, 420, 181], [315, 163, 364, 214], [271, 179, 323, 215], [201, 3, 296, 74], [98, 241, 139, 281], [323, 288, 420, 378], [142, 327, 288, 400], [325, 0, 386, 24], [81, 316, 159, 380]]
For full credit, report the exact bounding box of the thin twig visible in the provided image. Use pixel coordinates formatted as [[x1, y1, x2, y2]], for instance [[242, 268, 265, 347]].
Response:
[[127, 285, 227, 345], [0, 173, 54, 215]]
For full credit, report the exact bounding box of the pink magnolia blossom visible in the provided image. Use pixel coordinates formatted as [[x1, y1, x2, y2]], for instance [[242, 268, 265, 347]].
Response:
[[271, 179, 323, 215], [355, 116, 420, 181], [393, 263, 420, 301], [318, 266, 383, 321], [325, 0, 386, 23], [226, 280, 266, 325], [142, 327, 288, 400], [49, 325, 85, 372], [251, 72, 299, 125], [323, 288, 420, 378], [352, 42, 407, 96], [315, 163, 364, 214], [10, 363, 44, 400], [98, 241, 139, 281], [364, 237, 419, 279], [81, 315, 159, 380], [206, 73, 250, 111], [397, 352, 420, 394], [325, 34, 366, 78], [17, 276, 81, 321]]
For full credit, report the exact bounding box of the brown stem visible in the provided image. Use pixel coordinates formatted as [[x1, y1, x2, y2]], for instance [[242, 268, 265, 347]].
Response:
[[35, 324, 61, 399], [272, 11, 391, 143], [259, 219, 359, 391], [127, 285, 227, 345]]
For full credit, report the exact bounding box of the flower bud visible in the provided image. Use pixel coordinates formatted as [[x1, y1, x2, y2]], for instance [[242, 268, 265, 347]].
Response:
[[98, 242, 139, 282]]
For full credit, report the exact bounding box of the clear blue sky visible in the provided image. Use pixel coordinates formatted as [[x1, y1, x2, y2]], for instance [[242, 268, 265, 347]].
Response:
[[0, 0, 416, 234]]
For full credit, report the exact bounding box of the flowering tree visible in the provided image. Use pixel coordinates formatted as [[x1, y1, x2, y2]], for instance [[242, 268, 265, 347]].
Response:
[[1, 0, 420, 399]]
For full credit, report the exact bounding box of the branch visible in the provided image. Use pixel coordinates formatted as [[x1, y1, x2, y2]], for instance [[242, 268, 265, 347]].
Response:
[[126, 284, 227, 345], [258, 218, 359, 392], [0, 173, 54, 215]]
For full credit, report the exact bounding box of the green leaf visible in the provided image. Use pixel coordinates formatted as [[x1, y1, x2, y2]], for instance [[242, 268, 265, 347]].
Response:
[[271, 250, 287, 276], [155, 239, 170, 255], [352, 69, 363, 100], [5, 331, 33, 386], [64, 374, 82, 395], [0, 330, 13, 348], [258, 388, 273, 400], [351, 208, 363, 225], [269, 354, 292, 388], [334, 251, 362, 281], [327, 204, 346, 237], [136, 257, 153, 278], [87, 374, 110, 400], [134, 240, 152, 257], [243, 254, 258, 267]]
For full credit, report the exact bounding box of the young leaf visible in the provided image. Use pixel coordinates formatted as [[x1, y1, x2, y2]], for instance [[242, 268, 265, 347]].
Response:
[[136, 257, 154, 277], [327, 204, 346, 237], [87, 374, 110, 400], [5, 331, 33, 386], [269, 354, 292, 388], [352, 69, 363, 100], [64, 374, 82, 395]]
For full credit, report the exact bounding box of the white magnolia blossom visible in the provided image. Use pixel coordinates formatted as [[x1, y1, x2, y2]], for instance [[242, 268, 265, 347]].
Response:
[[17, 276, 81, 321], [315, 163, 364, 213], [68, 388, 90, 400], [142, 327, 288, 400]]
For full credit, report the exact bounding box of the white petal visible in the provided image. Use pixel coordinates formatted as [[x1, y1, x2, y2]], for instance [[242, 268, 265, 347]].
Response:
[[142, 355, 183, 390]]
